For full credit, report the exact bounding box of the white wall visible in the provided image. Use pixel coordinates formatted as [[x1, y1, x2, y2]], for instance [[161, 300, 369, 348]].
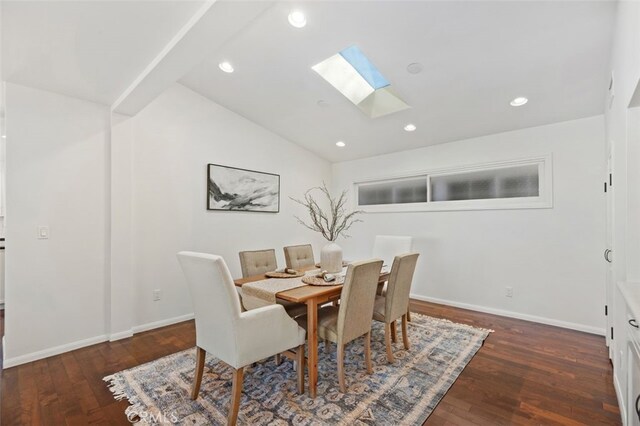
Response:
[[606, 1, 640, 285], [2, 82, 331, 365], [129, 84, 332, 328], [604, 1, 640, 418], [4, 83, 110, 366], [109, 113, 135, 340], [333, 115, 606, 334]]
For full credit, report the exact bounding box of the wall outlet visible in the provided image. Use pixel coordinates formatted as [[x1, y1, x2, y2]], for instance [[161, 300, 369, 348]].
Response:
[[37, 226, 49, 239], [505, 286, 513, 298], [153, 289, 161, 301]]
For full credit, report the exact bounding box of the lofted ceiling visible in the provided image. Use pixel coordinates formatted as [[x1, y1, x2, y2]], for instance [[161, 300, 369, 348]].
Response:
[[181, 1, 616, 162], [2, 0, 205, 105], [2, 1, 617, 162]]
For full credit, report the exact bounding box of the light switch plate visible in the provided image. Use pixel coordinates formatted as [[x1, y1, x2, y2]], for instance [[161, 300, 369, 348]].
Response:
[[37, 226, 49, 239]]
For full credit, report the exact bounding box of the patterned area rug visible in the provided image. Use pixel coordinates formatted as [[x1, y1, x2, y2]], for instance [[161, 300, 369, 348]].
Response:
[[104, 314, 491, 425]]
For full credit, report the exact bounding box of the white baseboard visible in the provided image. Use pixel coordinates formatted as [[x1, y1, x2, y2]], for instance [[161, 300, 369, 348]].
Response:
[[613, 374, 627, 425], [3, 334, 109, 369], [132, 313, 194, 334], [411, 294, 606, 336], [109, 329, 134, 342], [111, 313, 195, 340], [3, 313, 195, 369]]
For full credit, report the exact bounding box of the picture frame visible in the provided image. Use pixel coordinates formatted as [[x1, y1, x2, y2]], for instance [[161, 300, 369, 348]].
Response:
[[207, 163, 280, 213]]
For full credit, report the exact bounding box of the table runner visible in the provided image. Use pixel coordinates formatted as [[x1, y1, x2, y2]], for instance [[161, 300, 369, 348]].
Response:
[[242, 270, 317, 310]]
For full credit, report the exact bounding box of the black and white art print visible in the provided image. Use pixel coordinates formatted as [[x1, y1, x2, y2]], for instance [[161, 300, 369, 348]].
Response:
[[207, 164, 280, 213]]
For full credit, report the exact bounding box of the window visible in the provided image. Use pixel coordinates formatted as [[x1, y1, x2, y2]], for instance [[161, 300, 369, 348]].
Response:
[[354, 156, 552, 212], [430, 164, 539, 202], [358, 177, 427, 206]]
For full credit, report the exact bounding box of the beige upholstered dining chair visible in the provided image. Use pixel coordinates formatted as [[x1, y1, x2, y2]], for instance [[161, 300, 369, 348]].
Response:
[[177, 252, 306, 426], [373, 253, 420, 363], [239, 249, 278, 277], [372, 235, 413, 320], [238, 249, 306, 318], [298, 259, 383, 393], [283, 244, 315, 269]]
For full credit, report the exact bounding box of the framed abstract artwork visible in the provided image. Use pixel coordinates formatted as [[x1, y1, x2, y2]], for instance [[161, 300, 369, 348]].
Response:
[[207, 164, 280, 213]]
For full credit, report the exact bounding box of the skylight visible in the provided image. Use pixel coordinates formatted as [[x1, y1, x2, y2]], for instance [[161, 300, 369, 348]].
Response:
[[339, 45, 389, 90], [312, 45, 409, 118]]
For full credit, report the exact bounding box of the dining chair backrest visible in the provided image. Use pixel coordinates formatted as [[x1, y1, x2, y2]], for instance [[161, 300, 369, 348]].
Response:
[[284, 244, 315, 269], [239, 249, 277, 278], [372, 235, 412, 267], [385, 253, 420, 322], [177, 252, 242, 366], [337, 259, 384, 345]]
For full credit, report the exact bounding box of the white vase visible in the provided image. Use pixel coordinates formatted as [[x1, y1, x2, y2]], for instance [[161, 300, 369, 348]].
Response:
[[320, 241, 343, 273]]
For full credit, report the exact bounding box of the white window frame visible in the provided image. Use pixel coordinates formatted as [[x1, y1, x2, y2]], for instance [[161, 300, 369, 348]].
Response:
[[353, 154, 553, 213]]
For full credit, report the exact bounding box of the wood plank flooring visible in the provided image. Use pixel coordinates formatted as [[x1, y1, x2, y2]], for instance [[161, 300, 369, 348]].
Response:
[[0, 301, 620, 425]]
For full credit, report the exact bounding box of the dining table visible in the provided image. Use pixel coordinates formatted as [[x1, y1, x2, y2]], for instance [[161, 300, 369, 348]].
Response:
[[234, 264, 389, 398]]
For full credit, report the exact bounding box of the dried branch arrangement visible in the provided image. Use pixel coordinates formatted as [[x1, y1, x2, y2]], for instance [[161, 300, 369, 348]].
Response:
[[290, 183, 363, 242]]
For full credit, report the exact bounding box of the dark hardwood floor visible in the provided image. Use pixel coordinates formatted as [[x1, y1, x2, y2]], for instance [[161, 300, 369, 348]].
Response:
[[0, 301, 620, 425], [418, 302, 619, 426]]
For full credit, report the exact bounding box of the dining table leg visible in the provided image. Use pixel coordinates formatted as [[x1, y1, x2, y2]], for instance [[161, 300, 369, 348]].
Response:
[[306, 298, 319, 398]]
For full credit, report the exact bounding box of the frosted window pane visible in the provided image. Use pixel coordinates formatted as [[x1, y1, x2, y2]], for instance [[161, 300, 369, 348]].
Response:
[[430, 165, 539, 202], [358, 178, 427, 205]]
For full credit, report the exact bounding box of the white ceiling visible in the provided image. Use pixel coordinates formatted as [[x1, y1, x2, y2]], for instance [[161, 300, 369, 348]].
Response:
[[2, 0, 204, 105], [180, 1, 616, 162], [2, 1, 616, 162]]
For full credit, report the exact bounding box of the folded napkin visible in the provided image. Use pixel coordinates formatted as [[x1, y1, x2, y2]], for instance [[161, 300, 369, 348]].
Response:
[[274, 268, 299, 275]]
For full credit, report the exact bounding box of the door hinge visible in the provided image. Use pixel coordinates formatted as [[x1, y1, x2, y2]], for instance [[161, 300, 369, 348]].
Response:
[[611, 327, 614, 340], [605, 305, 608, 316], [604, 182, 607, 193], [610, 173, 613, 187]]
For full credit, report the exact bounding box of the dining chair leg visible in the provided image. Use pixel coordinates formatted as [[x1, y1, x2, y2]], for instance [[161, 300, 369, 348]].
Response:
[[191, 347, 206, 400], [364, 332, 373, 374], [296, 344, 305, 394], [337, 344, 346, 393], [391, 320, 398, 343], [228, 367, 244, 426], [275, 354, 282, 366], [306, 299, 319, 398], [406, 310, 412, 322], [401, 314, 410, 350], [384, 323, 395, 363], [324, 339, 330, 354]]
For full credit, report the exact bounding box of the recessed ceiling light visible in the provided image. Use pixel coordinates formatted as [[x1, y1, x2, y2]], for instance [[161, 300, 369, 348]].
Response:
[[218, 61, 234, 73], [1, 135, 5, 139], [510, 97, 528, 107], [404, 123, 417, 132], [288, 10, 306, 28], [406, 63, 423, 74], [336, 141, 346, 147]]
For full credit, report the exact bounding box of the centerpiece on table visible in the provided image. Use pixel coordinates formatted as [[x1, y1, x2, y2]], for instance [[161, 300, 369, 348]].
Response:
[[291, 183, 363, 273]]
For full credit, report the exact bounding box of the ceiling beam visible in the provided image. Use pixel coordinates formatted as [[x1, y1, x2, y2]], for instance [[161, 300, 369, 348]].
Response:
[[112, 0, 273, 116]]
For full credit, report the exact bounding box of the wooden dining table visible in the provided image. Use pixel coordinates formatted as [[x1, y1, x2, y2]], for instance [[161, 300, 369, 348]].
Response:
[[234, 265, 389, 398]]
